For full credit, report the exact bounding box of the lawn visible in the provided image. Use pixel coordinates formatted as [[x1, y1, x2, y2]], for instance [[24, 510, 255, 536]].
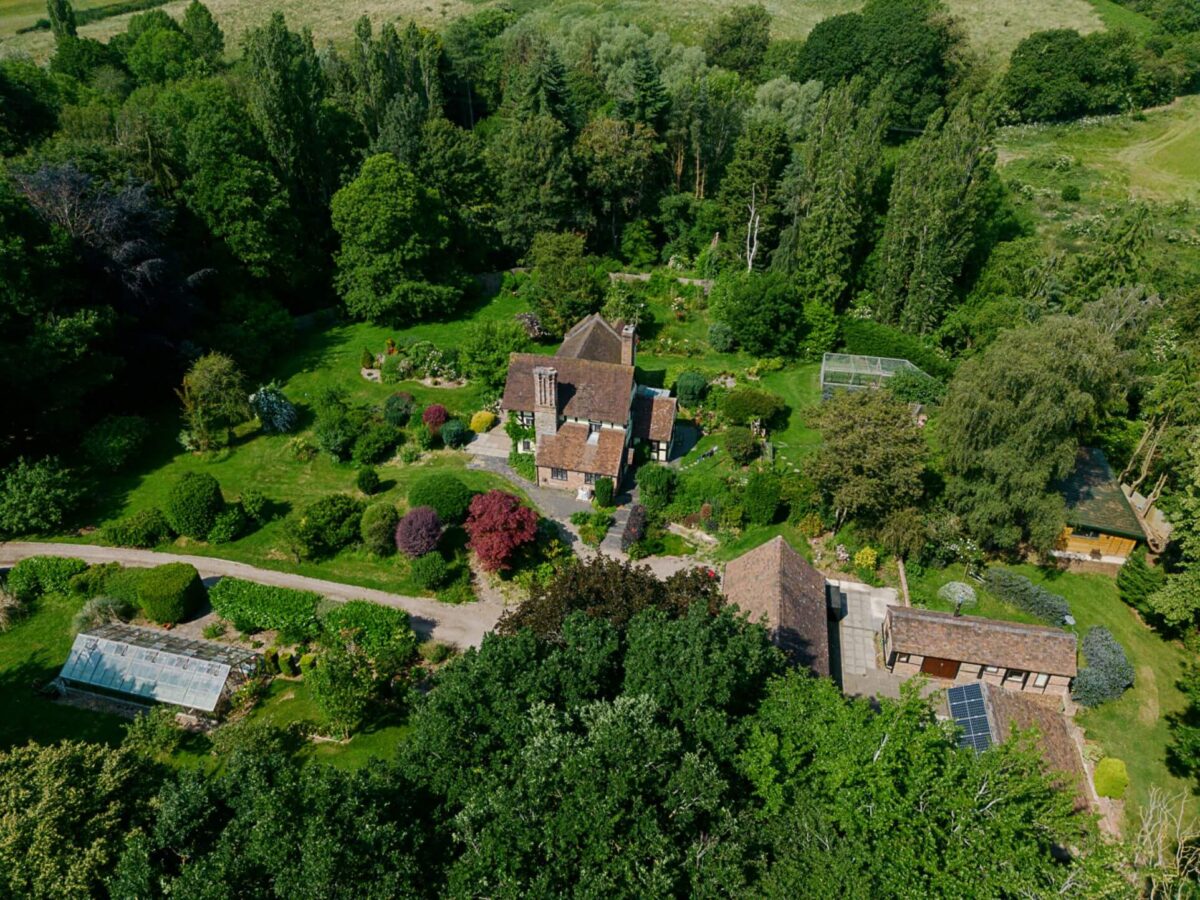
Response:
[[910, 561, 1194, 821]]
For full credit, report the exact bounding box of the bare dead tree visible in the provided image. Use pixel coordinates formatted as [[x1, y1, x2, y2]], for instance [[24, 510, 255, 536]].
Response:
[[745, 184, 761, 272], [1132, 787, 1200, 899]]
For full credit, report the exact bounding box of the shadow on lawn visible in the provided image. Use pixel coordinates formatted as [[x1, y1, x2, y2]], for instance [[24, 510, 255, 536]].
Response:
[[0, 656, 126, 750]]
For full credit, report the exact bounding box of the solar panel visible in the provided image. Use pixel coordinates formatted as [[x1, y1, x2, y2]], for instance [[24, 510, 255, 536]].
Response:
[[946, 683, 992, 752]]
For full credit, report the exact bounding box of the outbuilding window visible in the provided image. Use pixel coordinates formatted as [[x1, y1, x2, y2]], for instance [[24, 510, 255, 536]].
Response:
[[551, 468, 567, 481], [1033, 672, 1050, 688]]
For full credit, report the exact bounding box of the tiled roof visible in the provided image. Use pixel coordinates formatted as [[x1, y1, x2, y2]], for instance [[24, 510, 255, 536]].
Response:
[[1059, 447, 1145, 541], [723, 536, 830, 676], [887, 607, 1077, 677], [501, 353, 634, 425], [535, 423, 626, 477], [556, 314, 627, 364], [984, 685, 1089, 811], [632, 394, 677, 443]]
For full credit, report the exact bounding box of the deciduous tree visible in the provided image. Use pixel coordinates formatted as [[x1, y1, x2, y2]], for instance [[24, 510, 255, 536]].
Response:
[[465, 490, 538, 571]]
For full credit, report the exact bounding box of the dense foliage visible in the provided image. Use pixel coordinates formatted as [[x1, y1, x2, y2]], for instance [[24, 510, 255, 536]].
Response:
[[1072, 625, 1135, 707], [464, 489, 538, 571], [407, 473, 474, 524], [981, 569, 1071, 624], [207, 576, 321, 639], [165, 472, 225, 540], [135, 562, 205, 624]]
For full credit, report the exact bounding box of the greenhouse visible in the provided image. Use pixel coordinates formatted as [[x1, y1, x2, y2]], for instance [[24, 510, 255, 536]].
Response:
[[819, 353, 927, 396], [58, 623, 259, 714]]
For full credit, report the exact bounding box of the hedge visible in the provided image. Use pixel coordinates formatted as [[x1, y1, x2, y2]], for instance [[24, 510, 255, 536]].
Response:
[[166, 472, 224, 540], [137, 563, 205, 625], [100, 508, 174, 548], [322, 600, 416, 665], [981, 569, 1070, 624], [410, 552, 449, 590], [408, 473, 474, 524], [1094, 757, 1128, 799], [6, 556, 89, 602], [1072, 626, 1134, 708], [208, 577, 321, 640], [840, 319, 953, 379]]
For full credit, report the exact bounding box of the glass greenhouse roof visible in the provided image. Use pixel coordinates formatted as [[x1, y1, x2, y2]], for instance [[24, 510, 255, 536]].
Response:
[[59, 623, 257, 712]]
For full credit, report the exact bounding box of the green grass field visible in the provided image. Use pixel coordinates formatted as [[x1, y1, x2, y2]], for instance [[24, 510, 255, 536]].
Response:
[[1, 0, 1107, 65]]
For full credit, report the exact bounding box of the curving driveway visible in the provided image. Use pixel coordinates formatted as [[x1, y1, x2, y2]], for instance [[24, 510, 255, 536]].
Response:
[[0, 542, 504, 648]]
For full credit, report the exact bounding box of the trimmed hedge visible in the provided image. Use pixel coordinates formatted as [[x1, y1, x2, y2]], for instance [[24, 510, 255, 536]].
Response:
[[100, 508, 174, 548], [166, 472, 224, 540], [1094, 757, 1128, 799], [408, 473, 474, 524], [322, 600, 416, 665], [410, 552, 449, 590], [593, 477, 614, 508], [981, 569, 1070, 624], [6, 556, 89, 602], [208, 577, 321, 640], [137, 563, 205, 625], [1072, 626, 1134, 708]]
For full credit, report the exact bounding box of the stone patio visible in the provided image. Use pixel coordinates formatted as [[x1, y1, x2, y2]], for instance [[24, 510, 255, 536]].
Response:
[[827, 579, 904, 700]]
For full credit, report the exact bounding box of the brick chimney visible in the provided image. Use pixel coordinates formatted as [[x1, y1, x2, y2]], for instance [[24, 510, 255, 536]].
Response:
[[620, 324, 636, 367], [533, 366, 558, 438]]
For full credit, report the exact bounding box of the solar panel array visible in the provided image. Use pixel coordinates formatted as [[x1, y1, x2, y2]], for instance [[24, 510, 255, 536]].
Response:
[[58, 625, 253, 712], [947, 682, 992, 752]]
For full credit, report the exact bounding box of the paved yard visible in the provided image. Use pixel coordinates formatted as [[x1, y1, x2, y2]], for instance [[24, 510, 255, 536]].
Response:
[[828, 579, 904, 700], [464, 429, 511, 460]]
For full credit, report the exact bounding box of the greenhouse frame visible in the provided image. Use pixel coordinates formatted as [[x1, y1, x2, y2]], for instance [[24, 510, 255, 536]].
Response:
[[819, 353, 927, 395]]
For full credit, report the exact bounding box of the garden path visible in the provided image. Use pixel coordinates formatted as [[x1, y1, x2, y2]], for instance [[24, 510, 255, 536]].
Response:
[[0, 542, 503, 648]]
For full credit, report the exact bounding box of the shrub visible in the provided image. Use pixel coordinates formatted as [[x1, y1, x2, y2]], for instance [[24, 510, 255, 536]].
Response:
[[298, 653, 318, 675], [507, 450, 536, 482], [100, 508, 174, 548], [636, 464, 676, 513], [1072, 626, 1134, 708], [400, 446, 422, 464], [593, 477, 614, 508], [418, 640, 452, 664], [322, 600, 416, 668], [982, 569, 1070, 624], [69, 563, 123, 599], [1094, 757, 1128, 799], [361, 347, 376, 369], [136, 563, 205, 625], [440, 419, 470, 449], [249, 382, 298, 434], [395, 506, 443, 558], [286, 494, 364, 559], [408, 473, 473, 524], [708, 321, 735, 352], [209, 578, 321, 639], [103, 568, 145, 607], [469, 411, 497, 433], [465, 490, 539, 572], [725, 427, 759, 465], [720, 387, 786, 427], [1061, 184, 1081, 202], [675, 371, 708, 408], [356, 467, 381, 495], [82, 416, 149, 471], [413, 423, 438, 450], [263, 647, 280, 674], [841, 319, 952, 379], [123, 706, 184, 757], [202, 622, 226, 639], [854, 547, 878, 571], [1117, 547, 1164, 615], [352, 423, 401, 466], [742, 471, 781, 525], [384, 392, 414, 427], [6, 556, 89, 602], [70, 595, 136, 635], [277, 651, 296, 676], [0, 456, 79, 537], [410, 552, 449, 589], [422, 404, 449, 433], [886, 369, 945, 405], [0, 587, 22, 633], [240, 489, 270, 525], [207, 506, 247, 544], [360, 503, 400, 556], [165, 472, 224, 540], [622, 504, 648, 552]]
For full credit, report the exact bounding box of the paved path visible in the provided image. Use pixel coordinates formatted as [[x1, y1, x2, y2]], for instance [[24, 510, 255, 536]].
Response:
[[0, 542, 503, 648]]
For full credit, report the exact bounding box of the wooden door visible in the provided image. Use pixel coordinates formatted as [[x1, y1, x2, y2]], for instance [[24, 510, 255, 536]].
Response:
[[920, 656, 961, 679]]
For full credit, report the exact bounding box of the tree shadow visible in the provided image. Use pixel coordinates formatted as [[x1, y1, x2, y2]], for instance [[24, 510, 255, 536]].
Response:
[[0, 657, 127, 751]]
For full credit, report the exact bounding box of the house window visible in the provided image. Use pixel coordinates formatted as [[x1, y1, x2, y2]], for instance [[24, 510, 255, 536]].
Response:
[[983, 665, 1000, 674], [521, 439, 533, 453], [551, 468, 568, 481], [584, 472, 597, 485], [588, 420, 602, 434], [1033, 673, 1050, 688], [517, 412, 533, 428], [896, 653, 910, 664]]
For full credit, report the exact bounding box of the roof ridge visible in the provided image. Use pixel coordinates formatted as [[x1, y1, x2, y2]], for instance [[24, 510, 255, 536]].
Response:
[[889, 606, 1075, 640]]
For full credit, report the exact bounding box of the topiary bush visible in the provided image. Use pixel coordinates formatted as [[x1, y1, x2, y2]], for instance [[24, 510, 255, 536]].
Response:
[[249, 382, 298, 434], [136, 562, 205, 625], [469, 411, 497, 433], [981, 569, 1070, 624], [621, 504, 648, 552], [263, 647, 280, 675], [100, 508, 174, 548], [6, 556, 90, 602], [593, 477, 614, 508], [356, 467, 381, 495], [395, 506, 443, 558], [440, 419, 470, 448], [742, 471, 781, 525], [285, 494, 364, 559], [207, 506, 247, 544], [384, 392, 415, 427], [69, 563, 124, 600], [410, 552, 449, 590], [277, 650, 296, 676], [674, 371, 708, 408], [208, 577, 321, 639], [407, 473, 474, 524], [360, 503, 400, 556], [352, 423, 402, 466], [165, 472, 225, 540], [1093, 757, 1128, 799], [1072, 626, 1134, 708], [82, 415, 150, 471], [298, 653, 318, 675], [724, 426, 759, 466], [422, 404, 449, 433]]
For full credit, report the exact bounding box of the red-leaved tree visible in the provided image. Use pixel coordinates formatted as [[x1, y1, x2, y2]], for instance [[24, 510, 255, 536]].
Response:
[[422, 404, 449, 434], [395, 506, 443, 558], [464, 490, 538, 572]]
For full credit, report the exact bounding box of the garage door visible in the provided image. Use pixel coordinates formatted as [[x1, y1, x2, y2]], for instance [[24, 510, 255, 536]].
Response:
[[920, 656, 961, 679]]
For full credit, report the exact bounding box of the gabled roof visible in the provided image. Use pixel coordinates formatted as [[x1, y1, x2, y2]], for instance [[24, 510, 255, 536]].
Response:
[[886, 607, 1077, 677], [501, 353, 635, 424], [535, 423, 626, 477], [632, 393, 677, 443], [557, 314, 626, 364], [1059, 447, 1145, 541], [723, 536, 830, 676]]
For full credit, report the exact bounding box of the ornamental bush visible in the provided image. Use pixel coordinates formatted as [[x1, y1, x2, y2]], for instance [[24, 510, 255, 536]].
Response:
[[1072, 626, 1134, 708], [707, 321, 735, 352], [981, 569, 1070, 624], [675, 371, 708, 408], [1117, 547, 1164, 615], [465, 490, 539, 572], [240, 489, 270, 525], [742, 471, 781, 525], [384, 392, 415, 427], [720, 387, 786, 427], [69, 563, 123, 600], [395, 506, 443, 558], [593, 477, 614, 508], [621, 504, 648, 552], [322, 600, 417, 669], [6, 556, 90, 602], [1093, 757, 1128, 799], [636, 464, 676, 514], [70, 595, 136, 636], [408, 473, 474, 524], [422, 404, 449, 433], [356, 467, 381, 495], [440, 419, 470, 448], [469, 411, 497, 433], [249, 382, 298, 434], [286, 494, 364, 559], [0, 456, 80, 537], [278, 650, 295, 676], [352, 423, 402, 466], [136, 563, 205, 625], [100, 508, 174, 548], [298, 653, 318, 675], [208, 577, 321, 639], [360, 503, 400, 556], [724, 426, 759, 466], [165, 472, 224, 540], [206, 505, 247, 544], [410, 552, 449, 590], [82, 415, 150, 471]]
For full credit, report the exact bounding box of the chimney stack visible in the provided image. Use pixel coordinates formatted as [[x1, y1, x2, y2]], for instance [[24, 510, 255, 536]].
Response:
[[620, 324, 636, 367], [533, 366, 558, 438]]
